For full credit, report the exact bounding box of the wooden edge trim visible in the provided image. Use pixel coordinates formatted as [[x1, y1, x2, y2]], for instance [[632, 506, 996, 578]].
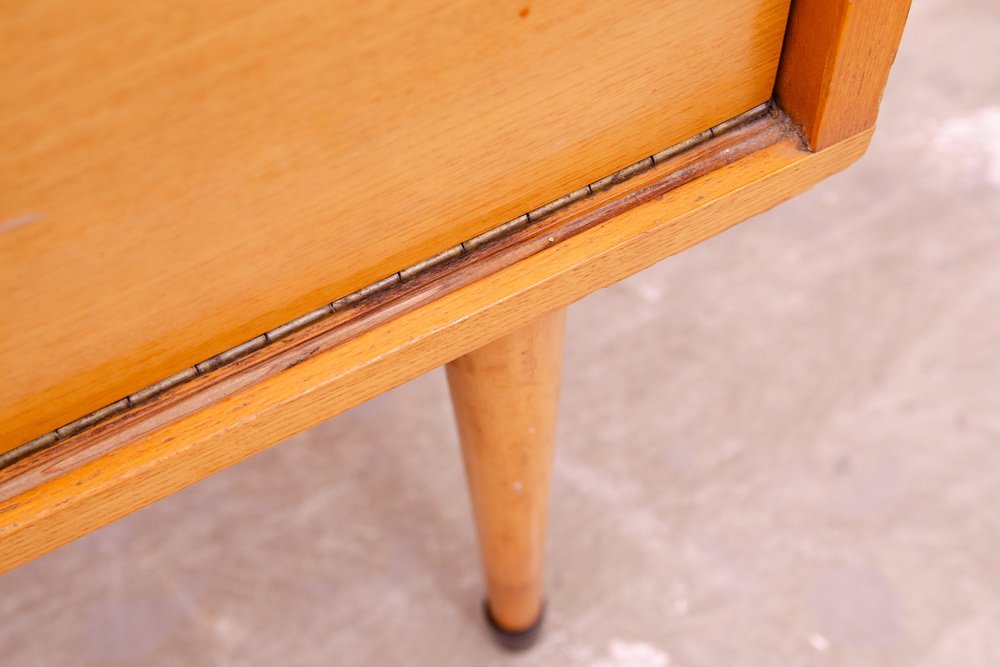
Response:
[[0, 113, 873, 573], [776, 0, 910, 150]]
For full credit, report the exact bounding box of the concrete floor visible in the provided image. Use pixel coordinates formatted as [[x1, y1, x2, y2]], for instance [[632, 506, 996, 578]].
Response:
[[3, 2, 999, 665]]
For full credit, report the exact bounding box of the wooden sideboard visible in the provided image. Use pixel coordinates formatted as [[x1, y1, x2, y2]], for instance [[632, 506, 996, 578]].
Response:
[[0, 0, 909, 646]]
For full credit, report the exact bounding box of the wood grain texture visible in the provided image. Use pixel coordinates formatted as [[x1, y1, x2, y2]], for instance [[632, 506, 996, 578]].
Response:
[[776, 0, 910, 149], [0, 116, 873, 574], [0, 0, 791, 452], [0, 112, 790, 490], [448, 309, 565, 633]]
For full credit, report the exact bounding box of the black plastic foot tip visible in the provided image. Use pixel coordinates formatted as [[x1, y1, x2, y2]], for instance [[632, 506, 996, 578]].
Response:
[[483, 600, 545, 651]]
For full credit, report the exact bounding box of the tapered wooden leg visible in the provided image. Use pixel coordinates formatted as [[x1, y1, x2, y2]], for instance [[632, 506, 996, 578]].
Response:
[[446, 309, 566, 643]]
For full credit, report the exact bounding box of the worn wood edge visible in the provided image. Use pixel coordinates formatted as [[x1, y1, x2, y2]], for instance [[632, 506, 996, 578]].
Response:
[[0, 120, 873, 574], [776, 0, 910, 150], [1, 103, 772, 469]]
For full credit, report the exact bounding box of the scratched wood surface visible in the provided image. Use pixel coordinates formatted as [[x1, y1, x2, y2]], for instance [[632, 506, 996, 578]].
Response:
[[0, 0, 791, 452]]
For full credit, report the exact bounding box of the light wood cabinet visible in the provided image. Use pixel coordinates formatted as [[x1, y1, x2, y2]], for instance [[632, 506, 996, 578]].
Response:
[[0, 0, 909, 645]]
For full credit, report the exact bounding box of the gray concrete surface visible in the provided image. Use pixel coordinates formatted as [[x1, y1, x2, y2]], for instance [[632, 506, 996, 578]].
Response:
[[2, 2, 999, 665]]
